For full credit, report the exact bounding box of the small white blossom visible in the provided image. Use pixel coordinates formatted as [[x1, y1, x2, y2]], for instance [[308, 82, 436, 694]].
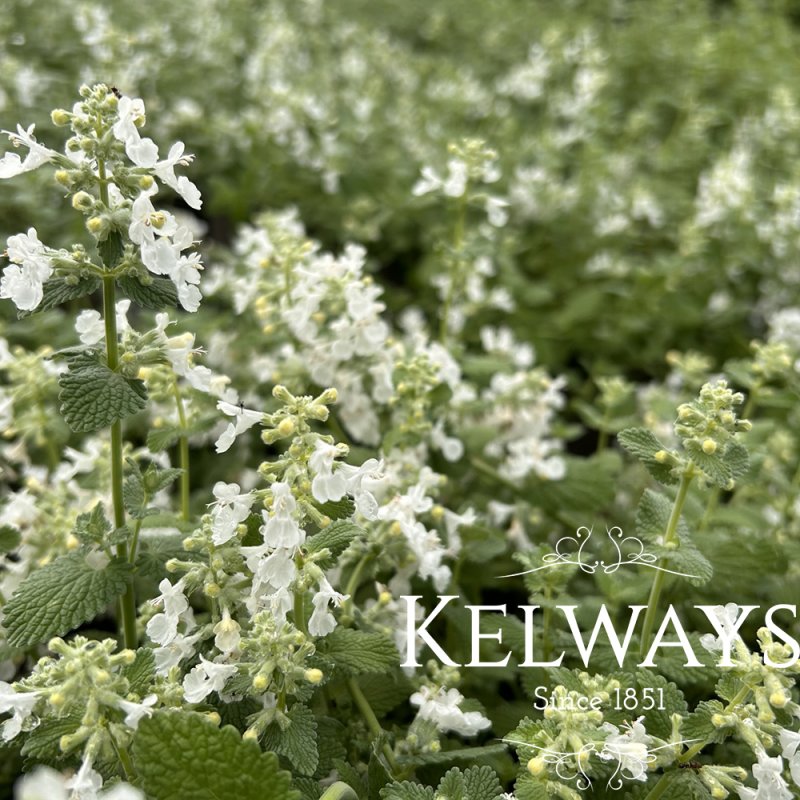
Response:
[[215, 400, 262, 453], [409, 686, 490, 736], [0, 682, 39, 741], [182, 655, 238, 704]]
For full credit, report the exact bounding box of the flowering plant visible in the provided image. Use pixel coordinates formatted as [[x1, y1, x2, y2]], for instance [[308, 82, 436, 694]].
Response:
[[0, 6, 799, 797]]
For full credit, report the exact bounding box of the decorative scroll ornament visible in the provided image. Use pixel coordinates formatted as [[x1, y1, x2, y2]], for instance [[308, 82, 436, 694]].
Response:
[[500, 526, 700, 579], [500, 737, 700, 790]]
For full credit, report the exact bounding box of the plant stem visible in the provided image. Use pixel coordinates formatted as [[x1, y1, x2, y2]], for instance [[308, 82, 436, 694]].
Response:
[[342, 552, 372, 617], [103, 274, 136, 650], [98, 156, 136, 649], [173, 380, 191, 521], [439, 194, 467, 343], [638, 470, 694, 660], [347, 677, 398, 774], [642, 773, 674, 800], [319, 783, 359, 800]]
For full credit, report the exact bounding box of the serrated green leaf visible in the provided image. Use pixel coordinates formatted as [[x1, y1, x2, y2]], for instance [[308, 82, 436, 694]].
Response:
[[0, 525, 21, 553], [147, 426, 182, 452], [380, 783, 435, 800], [332, 759, 366, 797], [404, 743, 508, 768], [321, 628, 399, 674], [122, 648, 156, 697], [20, 712, 82, 768], [73, 503, 111, 546], [118, 275, 178, 310], [618, 428, 677, 484], [722, 440, 749, 482], [436, 766, 504, 800], [58, 352, 147, 432], [315, 718, 347, 779], [635, 669, 687, 740], [682, 700, 726, 744], [97, 232, 125, 268], [262, 703, 318, 776], [133, 711, 300, 800], [368, 747, 392, 798], [3, 552, 132, 647], [306, 521, 364, 569], [314, 496, 355, 520], [18, 276, 100, 317]]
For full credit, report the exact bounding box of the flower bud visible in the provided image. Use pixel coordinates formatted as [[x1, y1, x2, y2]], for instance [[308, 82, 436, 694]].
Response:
[[252, 674, 269, 691], [139, 175, 155, 190], [527, 756, 546, 776], [86, 216, 108, 236], [204, 582, 221, 598], [701, 439, 717, 455], [50, 109, 71, 126], [654, 450, 669, 463], [243, 728, 259, 742], [49, 692, 65, 708], [304, 668, 324, 684], [54, 170, 72, 187], [205, 712, 221, 726], [277, 418, 295, 437]]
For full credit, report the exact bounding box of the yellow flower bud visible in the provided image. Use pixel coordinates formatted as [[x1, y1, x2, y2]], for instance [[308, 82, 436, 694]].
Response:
[[527, 757, 546, 777], [277, 418, 295, 437], [50, 109, 71, 126], [702, 439, 717, 455], [252, 674, 269, 691], [86, 216, 105, 234], [304, 668, 324, 684], [654, 450, 669, 463], [139, 175, 155, 190]]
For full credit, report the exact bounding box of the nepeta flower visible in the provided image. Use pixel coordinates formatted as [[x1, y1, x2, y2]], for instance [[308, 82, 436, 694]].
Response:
[[215, 400, 262, 453], [116, 694, 157, 730], [262, 482, 304, 549], [146, 578, 189, 645], [779, 728, 800, 787], [308, 577, 347, 637], [309, 440, 347, 503], [182, 655, 237, 703], [0, 125, 59, 178], [1, 229, 53, 311], [409, 686, 490, 737], [598, 718, 652, 782], [210, 482, 255, 545], [0, 682, 38, 741], [213, 608, 241, 654], [738, 751, 793, 800]]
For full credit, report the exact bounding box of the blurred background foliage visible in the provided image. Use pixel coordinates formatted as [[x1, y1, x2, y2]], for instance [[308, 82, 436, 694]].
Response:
[[2, 0, 800, 377]]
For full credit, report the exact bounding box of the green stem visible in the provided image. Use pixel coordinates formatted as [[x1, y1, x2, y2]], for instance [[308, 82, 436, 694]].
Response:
[[677, 683, 752, 764], [638, 470, 694, 660], [103, 275, 136, 650], [319, 783, 359, 800], [173, 380, 191, 522], [642, 773, 674, 800], [98, 156, 136, 650], [347, 677, 398, 774], [439, 194, 467, 343], [342, 553, 372, 617]]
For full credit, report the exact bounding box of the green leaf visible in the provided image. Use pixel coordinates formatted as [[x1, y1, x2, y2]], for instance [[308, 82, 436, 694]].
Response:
[[722, 440, 749, 483], [20, 712, 82, 768], [122, 648, 156, 697], [18, 276, 100, 317], [635, 669, 688, 740], [2, 552, 132, 647], [618, 428, 677, 484], [313, 496, 355, 520], [0, 525, 21, 553], [262, 703, 319, 777], [118, 275, 178, 310], [314, 718, 347, 779], [435, 766, 504, 800], [97, 231, 125, 268], [133, 711, 300, 800], [320, 628, 399, 675], [306, 521, 364, 568], [404, 743, 508, 767], [682, 700, 727, 744], [380, 783, 435, 800], [147, 426, 182, 452], [58, 352, 147, 432], [73, 503, 112, 546]]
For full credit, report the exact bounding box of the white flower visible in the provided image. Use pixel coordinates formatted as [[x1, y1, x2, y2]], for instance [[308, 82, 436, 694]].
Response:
[[409, 686, 490, 736], [75, 300, 130, 346], [65, 755, 103, 799], [153, 630, 201, 675], [598, 717, 652, 782], [0, 682, 39, 741], [153, 142, 202, 210], [15, 766, 143, 800], [308, 577, 347, 637], [699, 603, 746, 656], [182, 655, 238, 703], [215, 400, 262, 453], [0, 125, 59, 179], [738, 751, 793, 800], [485, 196, 510, 227], [117, 694, 157, 730], [780, 728, 800, 787], [262, 482, 304, 549], [337, 458, 385, 519], [213, 608, 241, 654], [146, 578, 189, 645], [1, 228, 53, 311], [309, 440, 347, 503], [210, 482, 255, 545], [430, 421, 464, 462]]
